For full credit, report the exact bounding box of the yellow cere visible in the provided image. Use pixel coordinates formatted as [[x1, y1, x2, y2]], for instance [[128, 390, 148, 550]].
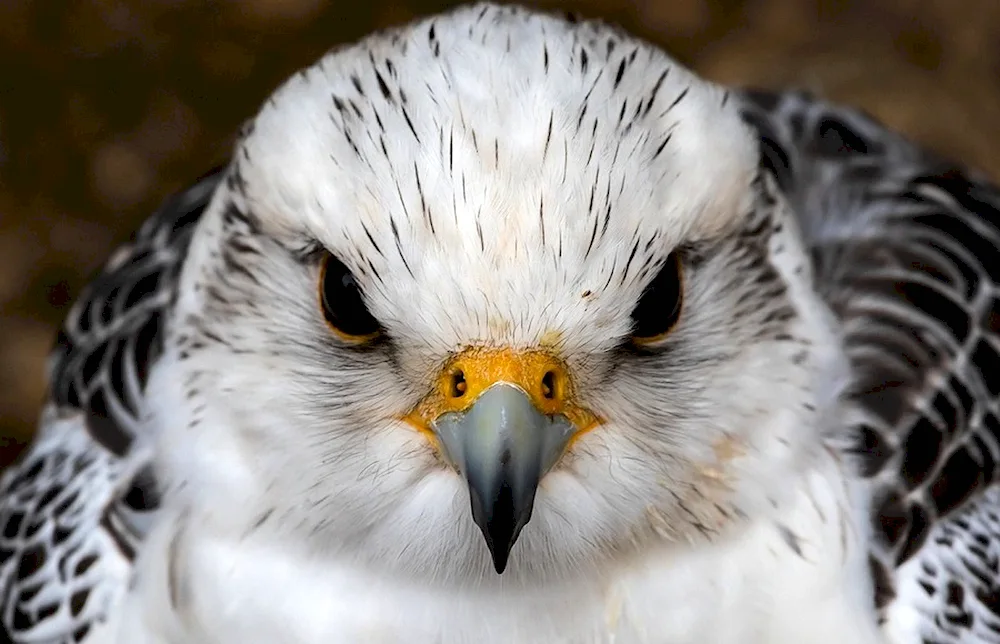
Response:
[[405, 347, 601, 438]]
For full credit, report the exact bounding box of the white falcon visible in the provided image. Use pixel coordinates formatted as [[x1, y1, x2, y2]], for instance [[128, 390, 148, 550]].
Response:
[[3, 4, 1000, 643]]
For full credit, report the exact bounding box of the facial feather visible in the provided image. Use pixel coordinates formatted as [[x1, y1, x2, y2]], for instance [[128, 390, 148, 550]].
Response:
[[153, 2, 844, 586]]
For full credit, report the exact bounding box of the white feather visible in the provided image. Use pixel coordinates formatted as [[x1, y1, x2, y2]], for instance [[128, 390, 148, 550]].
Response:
[[104, 4, 882, 642]]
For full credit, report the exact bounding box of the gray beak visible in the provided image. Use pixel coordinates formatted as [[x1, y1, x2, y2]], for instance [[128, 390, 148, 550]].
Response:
[[432, 384, 576, 573]]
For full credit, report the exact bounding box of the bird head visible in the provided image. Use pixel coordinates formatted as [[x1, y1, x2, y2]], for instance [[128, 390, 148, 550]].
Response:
[[159, 3, 846, 585]]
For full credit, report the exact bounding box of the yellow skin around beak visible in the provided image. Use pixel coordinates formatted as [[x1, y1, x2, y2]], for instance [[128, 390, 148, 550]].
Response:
[[402, 347, 602, 573], [404, 347, 600, 446]]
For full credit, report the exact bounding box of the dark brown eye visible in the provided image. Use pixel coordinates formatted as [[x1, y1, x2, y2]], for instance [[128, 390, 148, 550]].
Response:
[[630, 251, 683, 344], [318, 252, 382, 342]]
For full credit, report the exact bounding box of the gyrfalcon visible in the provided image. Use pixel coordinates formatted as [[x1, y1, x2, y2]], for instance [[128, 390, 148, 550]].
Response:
[[2, 4, 1000, 643]]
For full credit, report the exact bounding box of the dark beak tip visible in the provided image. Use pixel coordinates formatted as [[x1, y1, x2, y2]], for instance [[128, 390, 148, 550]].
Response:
[[490, 546, 510, 574], [472, 513, 516, 575], [484, 515, 531, 575], [471, 504, 525, 575]]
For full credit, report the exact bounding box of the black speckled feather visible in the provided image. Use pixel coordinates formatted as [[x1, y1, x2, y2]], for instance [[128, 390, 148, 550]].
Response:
[[0, 170, 221, 643], [740, 90, 1000, 643]]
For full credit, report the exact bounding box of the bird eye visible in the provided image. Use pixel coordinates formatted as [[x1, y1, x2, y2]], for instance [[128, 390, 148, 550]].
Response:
[[630, 251, 683, 344], [318, 252, 382, 342]]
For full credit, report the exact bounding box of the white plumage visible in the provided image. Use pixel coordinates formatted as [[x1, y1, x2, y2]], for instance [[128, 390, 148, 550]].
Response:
[[3, 4, 1000, 643]]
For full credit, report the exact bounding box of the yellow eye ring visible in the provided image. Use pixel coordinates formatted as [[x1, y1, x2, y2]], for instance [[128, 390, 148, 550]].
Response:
[[630, 251, 684, 345], [317, 252, 383, 343]]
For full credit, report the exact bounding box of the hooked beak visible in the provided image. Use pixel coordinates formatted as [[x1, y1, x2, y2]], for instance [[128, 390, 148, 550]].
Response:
[[433, 384, 576, 572], [404, 348, 599, 573]]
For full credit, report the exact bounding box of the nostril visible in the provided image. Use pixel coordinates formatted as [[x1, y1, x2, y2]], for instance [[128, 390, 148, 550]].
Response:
[[450, 370, 467, 398], [541, 370, 557, 399]]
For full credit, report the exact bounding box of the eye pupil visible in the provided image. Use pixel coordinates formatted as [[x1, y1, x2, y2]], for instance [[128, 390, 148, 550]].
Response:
[[630, 251, 683, 343], [319, 253, 382, 340]]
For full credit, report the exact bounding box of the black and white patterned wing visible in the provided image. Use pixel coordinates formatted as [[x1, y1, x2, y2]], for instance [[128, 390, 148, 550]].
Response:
[[739, 90, 1000, 643], [0, 170, 222, 643]]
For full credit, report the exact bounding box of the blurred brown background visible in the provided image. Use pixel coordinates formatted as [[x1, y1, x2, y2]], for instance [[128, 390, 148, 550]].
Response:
[[2, 0, 999, 470]]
